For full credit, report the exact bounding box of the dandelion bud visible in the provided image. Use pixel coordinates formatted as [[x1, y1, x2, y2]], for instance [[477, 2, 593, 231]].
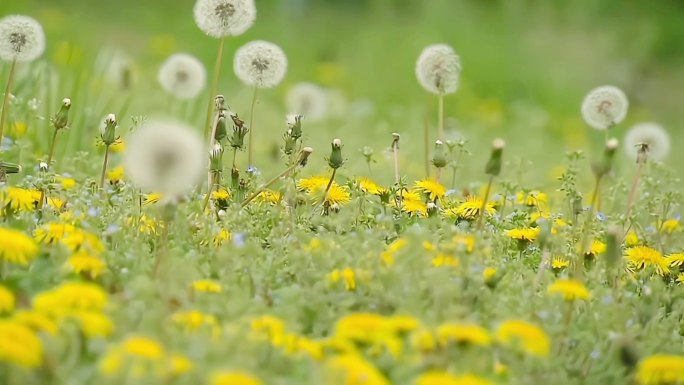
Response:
[[415, 44, 461, 95], [592, 138, 618, 177], [215, 94, 226, 111], [286, 114, 303, 140], [209, 142, 224, 172], [39, 161, 48, 172], [193, 0, 256, 38], [605, 225, 621, 269], [327, 139, 344, 169], [52, 98, 71, 130], [624, 122, 670, 163], [228, 112, 248, 149], [392, 133, 400, 149], [485, 138, 505, 176], [100, 113, 118, 146], [0, 160, 21, 174], [432, 140, 447, 168], [298, 147, 313, 167], [0, 15, 46, 62], [233, 40, 288, 89], [214, 110, 227, 142], [581, 85, 628, 130]]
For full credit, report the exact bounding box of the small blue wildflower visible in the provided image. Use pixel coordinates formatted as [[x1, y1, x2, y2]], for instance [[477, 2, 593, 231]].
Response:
[[232, 232, 246, 247], [105, 224, 120, 235], [596, 212, 606, 221], [646, 225, 656, 233], [87, 207, 99, 217], [246, 165, 260, 175]]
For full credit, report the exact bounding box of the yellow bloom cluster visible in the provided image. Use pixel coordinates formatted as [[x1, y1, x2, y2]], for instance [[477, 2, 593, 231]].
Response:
[[636, 354, 684, 385], [99, 335, 193, 379], [547, 278, 590, 301], [625, 246, 670, 276], [0, 227, 39, 266], [495, 319, 550, 357]]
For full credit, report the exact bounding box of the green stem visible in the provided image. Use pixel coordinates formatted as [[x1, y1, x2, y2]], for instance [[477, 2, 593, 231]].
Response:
[[247, 86, 259, 167], [423, 110, 430, 178], [437, 92, 444, 141], [321, 168, 338, 206], [576, 175, 603, 281], [98, 145, 110, 190], [47, 128, 59, 166], [624, 161, 643, 221], [476, 175, 494, 229], [203, 38, 225, 141], [0, 59, 17, 145]]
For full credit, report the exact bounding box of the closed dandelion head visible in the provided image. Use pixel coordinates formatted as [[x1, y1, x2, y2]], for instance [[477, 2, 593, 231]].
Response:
[[0, 15, 45, 62], [158, 53, 206, 100], [581, 85, 628, 130], [623, 122, 670, 162], [124, 120, 204, 198], [233, 40, 288, 89], [193, 0, 256, 38], [415, 43, 461, 95], [285, 82, 328, 121]]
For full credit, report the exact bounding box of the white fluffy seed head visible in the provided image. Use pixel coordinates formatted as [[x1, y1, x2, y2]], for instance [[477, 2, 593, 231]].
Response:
[[158, 53, 206, 100], [124, 120, 205, 197], [581, 85, 629, 130], [623, 122, 670, 162], [193, 0, 256, 38], [285, 82, 328, 121], [233, 40, 287, 89], [0, 15, 45, 62], [415, 44, 461, 95]]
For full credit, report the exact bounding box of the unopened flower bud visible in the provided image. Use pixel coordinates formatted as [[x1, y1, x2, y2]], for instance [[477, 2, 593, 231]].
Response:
[[328, 139, 344, 169], [0, 161, 21, 174], [214, 110, 227, 142], [209, 142, 224, 172], [228, 112, 248, 149], [101, 113, 118, 146], [52, 97, 71, 130], [299, 147, 313, 167], [485, 138, 505, 176], [287, 114, 303, 139], [391, 133, 400, 149], [39, 161, 48, 172], [432, 140, 447, 168], [593, 138, 619, 177]]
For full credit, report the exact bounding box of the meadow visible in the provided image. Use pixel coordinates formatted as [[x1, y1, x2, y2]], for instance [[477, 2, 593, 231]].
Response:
[[1, 0, 684, 384]]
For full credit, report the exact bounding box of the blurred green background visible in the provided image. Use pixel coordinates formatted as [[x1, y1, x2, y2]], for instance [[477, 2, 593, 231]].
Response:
[[1, 0, 683, 187]]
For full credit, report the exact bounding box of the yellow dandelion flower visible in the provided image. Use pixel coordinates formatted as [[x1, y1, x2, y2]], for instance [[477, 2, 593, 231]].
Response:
[[210, 371, 263, 385], [65, 252, 106, 278], [437, 323, 491, 347], [0, 227, 39, 266], [625, 246, 670, 276], [293, 335, 324, 361], [34, 222, 76, 244], [62, 229, 105, 255], [1, 187, 38, 212], [677, 273, 684, 285], [667, 253, 684, 268], [410, 328, 436, 353], [582, 240, 607, 258], [213, 228, 231, 246], [496, 320, 550, 357], [324, 184, 352, 207], [483, 267, 497, 281], [33, 281, 108, 315], [326, 354, 390, 385], [9, 121, 27, 138], [432, 254, 460, 267], [505, 227, 540, 242], [451, 234, 475, 253], [357, 177, 386, 196], [127, 215, 159, 235], [0, 320, 43, 368], [68, 311, 114, 338], [191, 279, 223, 293], [386, 315, 421, 333], [167, 353, 193, 377], [396, 190, 427, 216], [256, 190, 281, 204], [381, 238, 408, 266], [334, 313, 390, 343], [625, 231, 639, 247], [661, 219, 680, 234], [551, 256, 570, 270], [329, 268, 356, 291], [414, 372, 493, 385], [212, 188, 231, 202], [447, 196, 496, 220], [12, 310, 58, 335], [123, 336, 165, 360], [423, 240, 435, 251], [251, 315, 286, 346], [144, 193, 162, 205], [414, 179, 446, 201], [107, 165, 124, 184], [110, 139, 126, 153], [57, 176, 76, 190], [636, 354, 684, 385], [0, 284, 15, 313], [516, 190, 547, 207], [172, 310, 220, 336], [547, 279, 590, 301], [297, 176, 329, 192]]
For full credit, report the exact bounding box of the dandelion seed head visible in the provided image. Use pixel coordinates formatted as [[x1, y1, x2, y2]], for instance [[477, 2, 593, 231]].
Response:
[[285, 82, 328, 121], [124, 120, 204, 198], [415, 43, 461, 95], [623, 122, 670, 162], [158, 53, 206, 100], [0, 15, 45, 62], [233, 40, 287, 89], [193, 0, 256, 38], [581, 85, 629, 130]]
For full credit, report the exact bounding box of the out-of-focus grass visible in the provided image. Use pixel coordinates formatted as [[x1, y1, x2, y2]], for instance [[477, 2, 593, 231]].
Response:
[[1, 0, 683, 186]]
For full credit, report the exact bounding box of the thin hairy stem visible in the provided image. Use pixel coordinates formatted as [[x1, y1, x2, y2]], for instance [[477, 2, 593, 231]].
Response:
[[203, 38, 225, 141], [247, 86, 259, 167], [437, 92, 444, 141], [0, 59, 17, 145], [98, 145, 110, 190], [476, 175, 494, 229]]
